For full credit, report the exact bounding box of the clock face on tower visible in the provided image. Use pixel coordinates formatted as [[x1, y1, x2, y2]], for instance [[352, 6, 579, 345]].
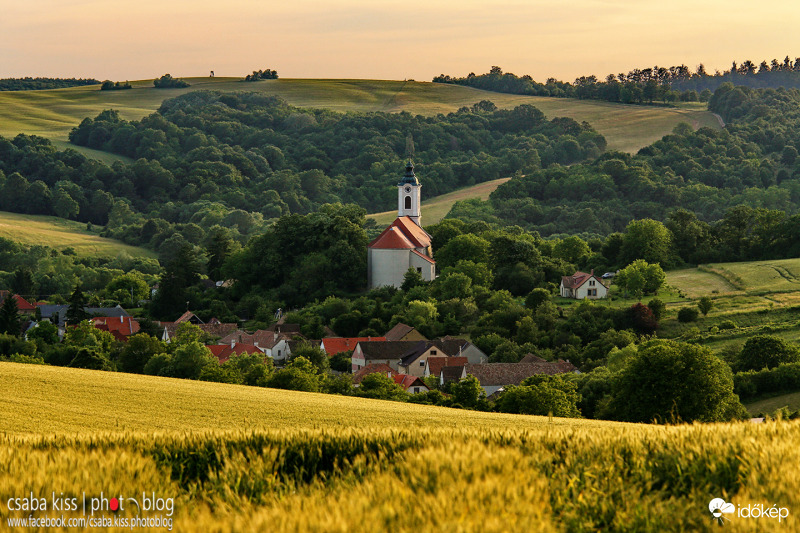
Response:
[[405, 186, 411, 193]]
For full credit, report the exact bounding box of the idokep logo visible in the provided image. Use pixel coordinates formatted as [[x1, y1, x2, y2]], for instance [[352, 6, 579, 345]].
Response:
[[708, 497, 790, 525]]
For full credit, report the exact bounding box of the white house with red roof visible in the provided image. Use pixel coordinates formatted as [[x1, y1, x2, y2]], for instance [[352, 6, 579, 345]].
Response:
[[367, 163, 436, 289], [559, 270, 608, 299]]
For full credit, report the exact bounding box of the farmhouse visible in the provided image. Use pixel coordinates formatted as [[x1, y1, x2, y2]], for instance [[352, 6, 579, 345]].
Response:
[[398, 339, 487, 376], [367, 163, 436, 289], [0, 291, 35, 316], [351, 340, 421, 372], [320, 336, 386, 355], [384, 322, 427, 342], [465, 359, 580, 395], [559, 270, 608, 299]]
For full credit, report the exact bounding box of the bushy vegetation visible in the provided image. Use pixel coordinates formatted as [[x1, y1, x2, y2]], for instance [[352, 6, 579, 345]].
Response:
[[153, 74, 189, 89], [0, 77, 100, 91], [100, 80, 132, 91], [244, 68, 278, 81]]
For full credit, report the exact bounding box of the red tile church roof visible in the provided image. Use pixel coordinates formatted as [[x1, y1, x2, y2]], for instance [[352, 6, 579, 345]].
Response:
[[368, 226, 416, 249], [391, 217, 431, 248]]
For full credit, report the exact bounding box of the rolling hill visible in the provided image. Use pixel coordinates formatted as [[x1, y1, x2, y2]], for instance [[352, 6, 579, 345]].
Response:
[[0, 77, 720, 155], [0, 211, 155, 259]]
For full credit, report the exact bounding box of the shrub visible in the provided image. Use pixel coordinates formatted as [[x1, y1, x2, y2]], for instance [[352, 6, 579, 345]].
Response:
[[677, 307, 699, 322], [718, 320, 736, 330]]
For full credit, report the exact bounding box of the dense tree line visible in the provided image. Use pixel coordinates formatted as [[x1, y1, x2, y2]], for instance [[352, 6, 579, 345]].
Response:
[[0, 77, 100, 91], [244, 69, 278, 81], [64, 91, 603, 218], [153, 74, 189, 88], [434, 59, 800, 105], [101, 80, 132, 91]]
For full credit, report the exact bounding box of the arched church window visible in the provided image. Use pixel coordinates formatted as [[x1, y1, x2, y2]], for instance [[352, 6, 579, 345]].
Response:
[[405, 196, 411, 209]]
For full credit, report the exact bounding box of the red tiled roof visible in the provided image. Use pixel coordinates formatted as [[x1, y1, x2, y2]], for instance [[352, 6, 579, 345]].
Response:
[[0, 291, 36, 311], [208, 343, 263, 364], [561, 271, 604, 289], [391, 217, 432, 248], [92, 316, 140, 341], [322, 337, 386, 355], [466, 360, 579, 386], [392, 373, 429, 391], [368, 226, 416, 250], [352, 363, 396, 385], [175, 311, 198, 323], [426, 356, 468, 378]]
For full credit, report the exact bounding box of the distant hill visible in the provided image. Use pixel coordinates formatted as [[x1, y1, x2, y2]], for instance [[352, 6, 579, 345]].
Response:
[[0, 77, 719, 155]]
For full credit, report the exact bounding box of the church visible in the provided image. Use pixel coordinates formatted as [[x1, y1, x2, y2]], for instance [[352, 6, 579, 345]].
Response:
[[367, 163, 436, 289]]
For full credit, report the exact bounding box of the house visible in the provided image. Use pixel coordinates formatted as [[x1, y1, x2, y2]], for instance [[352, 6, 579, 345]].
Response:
[[351, 340, 421, 372], [465, 360, 580, 395], [0, 291, 36, 316], [92, 316, 140, 342], [160, 312, 237, 343], [367, 163, 436, 289], [398, 338, 487, 375], [559, 270, 608, 299], [207, 343, 263, 364], [352, 363, 397, 386], [440, 365, 467, 387], [392, 374, 430, 394], [217, 329, 293, 360], [424, 356, 468, 379], [384, 322, 427, 342], [37, 303, 131, 334], [320, 336, 386, 356]]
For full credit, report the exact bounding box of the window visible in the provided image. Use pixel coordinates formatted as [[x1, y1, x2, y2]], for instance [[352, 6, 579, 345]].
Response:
[[405, 196, 412, 209], [416, 267, 422, 273], [589, 289, 597, 296], [413, 387, 419, 393], [430, 350, 437, 355], [589, 280, 595, 286], [420, 361, 425, 367]]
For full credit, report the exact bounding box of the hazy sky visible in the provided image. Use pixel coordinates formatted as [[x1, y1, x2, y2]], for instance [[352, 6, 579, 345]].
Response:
[[5, 0, 800, 82]]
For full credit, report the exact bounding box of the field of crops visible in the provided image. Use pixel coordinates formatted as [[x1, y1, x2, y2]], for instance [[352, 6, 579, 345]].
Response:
[[0, 362, 799, 531], [0, 211, 155, 259]]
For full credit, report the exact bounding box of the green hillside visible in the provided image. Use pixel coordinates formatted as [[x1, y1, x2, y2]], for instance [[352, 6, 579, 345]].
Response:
[[0, 211, 155, 259], [0, 77, 719, 155]]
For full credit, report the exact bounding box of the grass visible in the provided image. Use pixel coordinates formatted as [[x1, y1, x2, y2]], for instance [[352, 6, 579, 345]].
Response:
[[745, 391, 800, 415], [0, 211, 155, 259], [1, 361, 800, 531], [0, 78, 719, 155], [368, 177, 511, 225]]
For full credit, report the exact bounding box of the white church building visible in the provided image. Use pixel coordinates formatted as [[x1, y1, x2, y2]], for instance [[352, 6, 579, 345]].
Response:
[[367, 162, 436, 289]]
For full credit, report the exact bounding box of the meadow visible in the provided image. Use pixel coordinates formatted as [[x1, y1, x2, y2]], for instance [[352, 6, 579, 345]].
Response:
[[0, 78, 719, 155], [0, 211, 155, 259], [0, 362, 798, 531]]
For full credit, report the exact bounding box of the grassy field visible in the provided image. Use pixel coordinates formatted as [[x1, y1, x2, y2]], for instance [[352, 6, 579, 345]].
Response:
[[0, 78, 719, 155], [0, 362, 799, 531], [0, 211, 155, 259], [745, 392, 800, 416], [368, 177, 511, 226]]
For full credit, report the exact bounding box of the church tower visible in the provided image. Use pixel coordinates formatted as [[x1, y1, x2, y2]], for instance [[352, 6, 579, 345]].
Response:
[[397, 161, 422, 226]]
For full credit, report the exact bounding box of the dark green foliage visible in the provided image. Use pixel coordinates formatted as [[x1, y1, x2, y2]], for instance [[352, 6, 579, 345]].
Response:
[[734, 362, 800, 400], [0, 294, 20, 334], [355, 373, 408, 401], [150, 244, 201, 320], [330, 351, 352, 372], [27, 321, 59, 345], [100, 80, 132, 91], [153, 74, 189, 88], [68, 347, 114, 371], [609, 340, 744, 423], [647, 298, 666, 321], [697, 296, 714, 316], [736, 335, 800, 372], [495, 374, 581, 417], [677, 307, 699, 323], [119, 333, 167, 374], [450, 375, 484, 408], [65, 285, 88, 325], [0, 77, 100, 91], [244, 69, 278, 81], [0, 333, 36, 356], [267, 357, 321, 392]]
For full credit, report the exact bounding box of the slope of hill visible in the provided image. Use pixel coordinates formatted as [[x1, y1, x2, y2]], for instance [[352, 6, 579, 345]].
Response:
[[0, 211, 155, 259], [0, 77, 719, 155], [1, 361, 798, 532], [368, 177, 511, 226]]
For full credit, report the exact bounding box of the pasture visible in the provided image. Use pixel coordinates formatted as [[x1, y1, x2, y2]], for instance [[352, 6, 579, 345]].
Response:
[[0, 211, 155, 259], [0, 362, 798, 531], [0, 78, 719, 155]]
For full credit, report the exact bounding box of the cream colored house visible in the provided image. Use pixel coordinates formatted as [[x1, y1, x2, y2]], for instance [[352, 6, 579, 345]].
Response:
[[559, 270, 608, 299]]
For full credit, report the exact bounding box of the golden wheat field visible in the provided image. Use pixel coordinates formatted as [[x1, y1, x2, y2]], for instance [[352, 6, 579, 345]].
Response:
[[1, 362, 798, 532]]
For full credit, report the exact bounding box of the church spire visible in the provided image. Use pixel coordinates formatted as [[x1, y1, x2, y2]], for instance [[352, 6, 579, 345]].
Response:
[[397, 161, 421, 226]]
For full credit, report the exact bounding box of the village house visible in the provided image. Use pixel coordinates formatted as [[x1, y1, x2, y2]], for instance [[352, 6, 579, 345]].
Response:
[[92, 316, 140, 342], [0, 291, 35, 316], [559, 270, 608, 299], [207, 343, 263, 364], [352, 363, 397, 386], [424, 356, 468, 379], [397, 338, 484, 377], [159, 311, 237, 343], [217, 329, 294, 360], [464, 358, 580, 395], [384, 322, 427, 342], [392, 374, 430, 394], [351, 340, 421, 372]]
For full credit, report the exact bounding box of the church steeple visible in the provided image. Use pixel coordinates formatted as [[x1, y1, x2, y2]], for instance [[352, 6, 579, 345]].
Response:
[[397, 161, 421, 226]]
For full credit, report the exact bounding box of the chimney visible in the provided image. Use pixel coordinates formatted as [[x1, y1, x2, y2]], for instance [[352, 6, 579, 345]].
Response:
[[590, 269, 594, 276]]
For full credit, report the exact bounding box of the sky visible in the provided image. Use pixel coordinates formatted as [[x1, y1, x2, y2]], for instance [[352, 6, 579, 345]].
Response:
[[4, 0, 800, 82]]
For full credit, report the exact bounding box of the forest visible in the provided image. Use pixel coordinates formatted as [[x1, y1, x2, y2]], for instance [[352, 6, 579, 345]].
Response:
[[434, 58, 800, 104], [0, 77, 100, 91]]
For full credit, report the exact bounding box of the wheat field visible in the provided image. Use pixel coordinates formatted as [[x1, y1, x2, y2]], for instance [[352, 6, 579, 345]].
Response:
[[1, 362, 798, 531]]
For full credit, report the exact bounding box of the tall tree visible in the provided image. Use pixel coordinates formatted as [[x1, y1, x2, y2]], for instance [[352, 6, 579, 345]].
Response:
[[65, 285, 88, 325], [0, 294, 21, 335]]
